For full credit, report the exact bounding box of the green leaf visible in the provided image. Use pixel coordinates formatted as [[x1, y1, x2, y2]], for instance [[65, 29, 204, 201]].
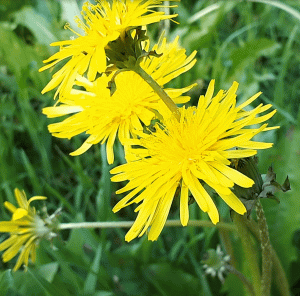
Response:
[[26, 268, 67, 296], [83, 244, 103, 294], [222, 273, 245, 296], [0, 24, 32, 79], [143, 263, 202, 296], [182, 2, 237, 51], [38, 262, 59, 283], [65, 225, 97, 258], [228, 38, 280, 79], [20, 149, 42, 194], [0, 270, 14, 294], [13, 6, 58, 45]]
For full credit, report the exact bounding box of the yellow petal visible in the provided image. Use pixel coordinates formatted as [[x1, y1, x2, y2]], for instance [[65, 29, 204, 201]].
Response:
[[0, 235, 18, 251], [12, 208, 28, 221], [218, 191, 246, 215], [207, 201, 219, 225], [237, 92, 262, 110], [0, 222, 19, 232], [148, 185, 176, 241], [204, 79, 215, 105], [220, 149, 257, 159], [14, 188, 28, 209], [2, 234, 31, 262], [4, 201, 17, 214], [28, 196, 47, 204], [180, 180, 189, 226], [13, 235, 36, 271], [106, 124, 119, 164], [182, 168, 208, 212], [211, 162, 254, 188], [43, 106, 83, 118], [70, 142, 93, 156], [239, 141, 273, 149]]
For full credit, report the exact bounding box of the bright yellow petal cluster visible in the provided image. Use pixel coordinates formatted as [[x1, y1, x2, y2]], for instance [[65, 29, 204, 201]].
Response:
[[110, 80, 278, 241], [39, 0, 179, 99], [43, 36, 196, 164], [0, 189, 47, 271]]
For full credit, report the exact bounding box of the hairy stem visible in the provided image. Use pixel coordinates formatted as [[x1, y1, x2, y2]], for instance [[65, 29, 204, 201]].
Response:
[[233, 213, 261, 296], [244, 218, 291, 296], [256, 199, 272, 296]]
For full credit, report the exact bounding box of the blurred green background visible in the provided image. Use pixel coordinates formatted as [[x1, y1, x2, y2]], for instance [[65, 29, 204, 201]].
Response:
[[0, 0, 300, 295]]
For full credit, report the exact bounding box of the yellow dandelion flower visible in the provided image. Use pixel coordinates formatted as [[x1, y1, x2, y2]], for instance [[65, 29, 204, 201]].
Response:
[[39, 0, 179, 99], [0, 188, 47, 271], [110, 80, 278, 241], [43, 36, 196, 164]]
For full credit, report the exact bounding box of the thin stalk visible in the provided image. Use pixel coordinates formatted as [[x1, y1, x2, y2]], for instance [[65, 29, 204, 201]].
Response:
[[134, 66, 180, 120], [219, 227, 238, 267], [59, 219, 236, 231], [233, 213, 261, 296], [227, 265, 255, 296], [245, 219, 291, 296], [256, 199, 272, 296]]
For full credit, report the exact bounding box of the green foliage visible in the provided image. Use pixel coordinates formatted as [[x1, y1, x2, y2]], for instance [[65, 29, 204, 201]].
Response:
[[1, 0, 300, 295]]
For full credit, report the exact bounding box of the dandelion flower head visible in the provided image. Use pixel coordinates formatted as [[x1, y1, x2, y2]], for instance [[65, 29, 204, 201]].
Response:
[[111, 80, 278, 241], [39, 0, 179, 99], [0, 189, 47, 271], [43, 36, 197, 164]]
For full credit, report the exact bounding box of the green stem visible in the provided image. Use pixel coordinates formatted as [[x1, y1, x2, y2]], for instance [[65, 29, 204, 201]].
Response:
[[256, 199, 272, 296], [219, 227, 238, 267], [227, 265, 255, 296], [244, 219, 291, 296], [233, 213, 261, 296], [270, 247, 291, 296], [134, 66, 180, 120], [58, 220, 236, 231]]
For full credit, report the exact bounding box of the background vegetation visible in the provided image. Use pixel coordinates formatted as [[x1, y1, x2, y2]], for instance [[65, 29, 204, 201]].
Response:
[[0, 0, 299, 295]]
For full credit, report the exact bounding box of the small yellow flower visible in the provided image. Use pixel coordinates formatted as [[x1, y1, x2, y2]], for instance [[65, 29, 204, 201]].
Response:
[[39, 0, 179, 99], [0, 189, 47, 271], [110, 80, 278, 241], [43, 36, 196, 164]]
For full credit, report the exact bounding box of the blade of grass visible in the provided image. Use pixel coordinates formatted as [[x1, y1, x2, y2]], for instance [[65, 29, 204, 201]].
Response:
[[273, 25, 299, 106], [188, 3, 220, 24], [249, 0, 300, 22]]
